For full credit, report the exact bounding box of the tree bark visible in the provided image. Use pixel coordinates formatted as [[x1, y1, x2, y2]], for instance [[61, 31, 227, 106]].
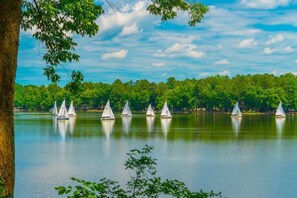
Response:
[[0, 0, 22, 196]]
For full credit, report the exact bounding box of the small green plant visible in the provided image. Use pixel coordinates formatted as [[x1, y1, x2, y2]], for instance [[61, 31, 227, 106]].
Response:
[[55, 145, 222, 197]]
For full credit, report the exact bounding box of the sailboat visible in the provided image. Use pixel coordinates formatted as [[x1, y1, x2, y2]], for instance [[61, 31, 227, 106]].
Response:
[[57, 100, 69, 120], [275, 102, 286, 118], [52, 101, 58, 116], [160, 101, 172, 118], [101, 100, 115, 120], [67, 101, 77, 117], [121, 101, 132, 117], [231, 101, 242, 117], [146, 104, 155, 117]]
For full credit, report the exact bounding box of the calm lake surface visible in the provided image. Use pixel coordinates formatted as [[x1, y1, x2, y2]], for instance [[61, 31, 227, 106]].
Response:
[[14, 112, 297, 198]]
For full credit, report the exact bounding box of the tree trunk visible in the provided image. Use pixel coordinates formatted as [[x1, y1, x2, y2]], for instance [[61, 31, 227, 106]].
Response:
[[0, 0, 22, 196]]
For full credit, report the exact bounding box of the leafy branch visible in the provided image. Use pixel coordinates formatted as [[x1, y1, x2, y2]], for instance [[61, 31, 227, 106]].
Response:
[[55, 145, 222, 198]]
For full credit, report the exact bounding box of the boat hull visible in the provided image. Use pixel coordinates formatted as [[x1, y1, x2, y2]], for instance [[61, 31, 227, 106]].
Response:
[[101, 117, 115, 120], [121, 114, 132, 117], [275, 115, 286, 118], [68, 114, 77, 117], [146, 114, 156, 117], [57, 117, 69, 120], [161, 115, 172, 119], [231, 114, 242, 117]]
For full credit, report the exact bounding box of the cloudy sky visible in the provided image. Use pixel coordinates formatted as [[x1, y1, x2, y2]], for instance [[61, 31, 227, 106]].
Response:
[[18, 0, 297, 85]]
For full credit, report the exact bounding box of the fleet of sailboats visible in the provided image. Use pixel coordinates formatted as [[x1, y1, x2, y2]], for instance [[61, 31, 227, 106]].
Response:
[[275, 102, 286, 118], [48, 99, 291, 140], [146, 104, 155, 117], [231, 101, 242, 117], [101, 100, 115, 120], [121, 101, 132, 117], [160, 101, 172, 118]]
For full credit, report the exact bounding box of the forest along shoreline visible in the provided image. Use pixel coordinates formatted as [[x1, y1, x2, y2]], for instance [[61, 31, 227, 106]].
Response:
[[14, 73, 297, 114]]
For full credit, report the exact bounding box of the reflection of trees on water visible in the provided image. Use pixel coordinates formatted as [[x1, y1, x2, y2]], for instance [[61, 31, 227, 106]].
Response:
[[275, 118, 285, 135], [146, 117, 155, 133], [101, 120, 115, 140], [161, 118, 171, 137], [122, 117, 132, 134], [49, 114, 297, 141], [231, 117, 242, 135]]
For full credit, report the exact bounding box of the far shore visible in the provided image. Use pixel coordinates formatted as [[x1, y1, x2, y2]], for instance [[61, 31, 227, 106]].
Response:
[[13, 109, 297, 115]]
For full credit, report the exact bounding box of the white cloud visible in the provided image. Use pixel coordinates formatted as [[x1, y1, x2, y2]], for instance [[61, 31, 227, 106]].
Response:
[[240, 0, 293, 9], [238, 38, 258, 48], [292, 72, 297, 76], [294, 60, 297, 64], [120, 23, 141, 36], [266, 34, 285, 45], [263, 47, 276, 55], [198, 72, 210, 77], [283, 46, 294, 53], [161, 73, 168, 77], [218, 70, 231, 76], [214, 59, 229, 65], [97, 1, 150, 32], [152, 62, 165, 67], [101, 49, 128, 60], [154, 43, 205, 59], [203, 7, 261, 37]]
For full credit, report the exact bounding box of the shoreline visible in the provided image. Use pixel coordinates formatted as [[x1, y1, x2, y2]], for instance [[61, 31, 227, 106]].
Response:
[[13, 109, 297, 115]]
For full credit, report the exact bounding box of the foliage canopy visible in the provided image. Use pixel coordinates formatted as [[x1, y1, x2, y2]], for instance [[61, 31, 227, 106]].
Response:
[[20, 0, 208, 86], [14, 73, 297, 112]]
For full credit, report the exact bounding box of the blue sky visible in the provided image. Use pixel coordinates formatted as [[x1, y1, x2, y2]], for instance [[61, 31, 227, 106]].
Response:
[[17, 0, 297, 85]]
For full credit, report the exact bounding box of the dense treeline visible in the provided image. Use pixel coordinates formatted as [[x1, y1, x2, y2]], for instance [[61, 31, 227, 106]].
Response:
[[14, 73, 297, 112]]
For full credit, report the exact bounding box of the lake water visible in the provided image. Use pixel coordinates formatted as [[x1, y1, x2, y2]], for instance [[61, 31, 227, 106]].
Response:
[[14, 112, 297, 198]]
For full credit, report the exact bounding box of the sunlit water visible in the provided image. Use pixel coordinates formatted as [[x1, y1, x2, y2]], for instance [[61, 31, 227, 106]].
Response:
[[14, 112, 297, 198]]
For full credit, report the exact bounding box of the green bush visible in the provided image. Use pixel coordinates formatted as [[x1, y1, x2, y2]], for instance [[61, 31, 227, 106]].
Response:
[[55, 145, 222, 198]]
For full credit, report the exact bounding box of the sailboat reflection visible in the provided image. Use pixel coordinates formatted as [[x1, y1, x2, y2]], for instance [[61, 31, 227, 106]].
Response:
[[231, 117, 242, 134], [122, 117, 132, 134], [101, 120, 115, 139], [52, 116, 57, 134], [57, 120, 69, 141], [275, 118, 285, 135], [68, 117, 76, 135], [146, 117, 155, 133], [161, 118, 171, 137]]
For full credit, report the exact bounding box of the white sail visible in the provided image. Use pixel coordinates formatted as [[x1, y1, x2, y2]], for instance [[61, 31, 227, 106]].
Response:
[[68, 101, 77, 117], [146, 104, 155, 117], [101, 100, 115, 120], [161, 101, 172, 118], [275, 102, 286, 118], [52, 101, 58, 116], [57, 100, 69, 120], [122, 101, 132, 117], [231, 101, 242, 117]]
